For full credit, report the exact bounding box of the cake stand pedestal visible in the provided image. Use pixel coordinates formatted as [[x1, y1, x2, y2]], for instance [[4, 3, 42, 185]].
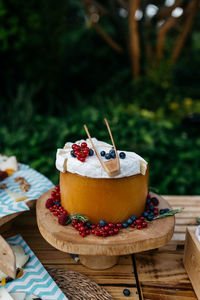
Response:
[[36, 189, 175, 270]]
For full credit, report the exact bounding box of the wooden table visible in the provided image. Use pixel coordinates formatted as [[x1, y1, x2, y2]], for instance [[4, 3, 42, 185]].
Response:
[[2, 195, 200, 300]]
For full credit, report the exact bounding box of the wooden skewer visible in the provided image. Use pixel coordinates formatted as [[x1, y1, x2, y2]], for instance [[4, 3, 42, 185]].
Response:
[[0, 235, 16, 279], [84, 119, 120, 177]]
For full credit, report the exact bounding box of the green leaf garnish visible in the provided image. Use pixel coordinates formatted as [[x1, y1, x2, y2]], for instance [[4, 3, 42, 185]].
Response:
[[154, 208, 184, 220], [67, 213, 88, 225]]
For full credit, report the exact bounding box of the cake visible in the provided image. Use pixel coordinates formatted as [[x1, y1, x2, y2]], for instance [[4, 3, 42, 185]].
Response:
[[56, 138, 148, 224]]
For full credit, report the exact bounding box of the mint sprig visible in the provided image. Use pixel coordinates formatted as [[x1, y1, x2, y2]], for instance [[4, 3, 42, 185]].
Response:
[[196, 218, 200, 225], [154, 208, 184, 220]]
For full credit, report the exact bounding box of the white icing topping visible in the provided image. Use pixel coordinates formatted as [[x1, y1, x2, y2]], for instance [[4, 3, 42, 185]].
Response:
[[56, 138, 147, 178]]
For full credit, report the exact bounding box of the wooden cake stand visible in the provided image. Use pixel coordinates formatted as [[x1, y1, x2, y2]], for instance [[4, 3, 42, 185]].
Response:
[[36, 189, 175, 270]]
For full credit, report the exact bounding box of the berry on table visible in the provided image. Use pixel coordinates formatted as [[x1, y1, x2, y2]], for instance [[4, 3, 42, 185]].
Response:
[[100, 151, 106, 157], [147, 215, 154, 221], [143, 211, 148, 218], [130, 215, 137, 221], [119, 152, 126, 159], [151, 197, 159, 206], [123, 289, 130, 296], [164, 208, 170, 213], [122, 222, 128, 228], [99, 220, 106, 227], [58, 213, 69, 225], [159, 209, 165, 214], [105, 153, 111, 159], [46, 198, 54, 208], [127, 218, 133, 225], [149, 204, 154, 211]]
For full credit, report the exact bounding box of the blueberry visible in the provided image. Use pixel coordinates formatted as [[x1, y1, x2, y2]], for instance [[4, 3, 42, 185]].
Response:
[[143, 211, 148, 218], [147, 215, 154, 221], [71, 150, 76, 157], [127, 218, 133, 225], [149, 211, 154, 217], [151, 197, 159, 206], [54, 201, 61, 206], [109, 149, 116, 158], [160, 209, 165, 214], [122, 222, 129, 228], [100, 151, 106, 157], [86, 221, 91, 228], [130, 215, 137, 221], [149, 204, 154, 211], [146, 198, 151, 204], [123, 289, 130, 296], [119, 152, 126, 159], [164, 208, 169, 213], [105, 153, 111, 159], [88, 149, 94, 156], [99, 220, 106, 227]]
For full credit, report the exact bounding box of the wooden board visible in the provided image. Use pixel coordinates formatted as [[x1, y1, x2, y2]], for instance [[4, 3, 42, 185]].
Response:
[[36, 189, 174, 257], [184, 228, 200, 299]]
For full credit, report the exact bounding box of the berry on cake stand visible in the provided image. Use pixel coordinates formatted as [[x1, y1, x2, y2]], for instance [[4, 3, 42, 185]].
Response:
[[37, 188, 176, 270]]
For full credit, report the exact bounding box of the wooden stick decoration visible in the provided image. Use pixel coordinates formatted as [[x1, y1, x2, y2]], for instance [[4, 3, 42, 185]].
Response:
[[84, 118, 120, 177], [0, 235, 16, 279]]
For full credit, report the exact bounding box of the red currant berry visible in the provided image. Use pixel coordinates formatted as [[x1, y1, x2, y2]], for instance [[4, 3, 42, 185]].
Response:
[[74, 224, 78, 229], [72, 144, 77, 150], [91, 229, 95, 234], [140, 216, 145, 221], [131, 223, 135, 228], [108, 230, 114, 236], [104, 226, 109, 232], [81, 233, 86, 237], [80, 157, 86, 162], [136, 219, 141, 225], [83, 150, 89, 156], [142, 221, 147, 228], [108, 223, 114, 228], [116, 223, 122, 228], [86, 230, 90, 235], [114, 228, 119, 234], [81, 142, 87, 148], [75, 145, 81, 151], [137, 225, 142, 230], [46, 198, 54, 208], [147, 191, 151, 199], [91, 224, 96, 229], [154, 208, 158, 215]]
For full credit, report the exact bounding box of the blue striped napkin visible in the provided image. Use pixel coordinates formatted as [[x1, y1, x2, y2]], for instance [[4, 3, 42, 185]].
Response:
[[0, 163, 54, 218], [5, 234, 68, 300]]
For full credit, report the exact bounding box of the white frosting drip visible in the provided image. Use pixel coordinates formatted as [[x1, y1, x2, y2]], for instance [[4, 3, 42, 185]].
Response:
[[56, 138, 147, 179], [195, 225, 200, 243]]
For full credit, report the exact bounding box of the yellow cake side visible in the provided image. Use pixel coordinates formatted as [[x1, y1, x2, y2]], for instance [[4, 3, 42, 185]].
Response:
[[60, 167, 149, 224]]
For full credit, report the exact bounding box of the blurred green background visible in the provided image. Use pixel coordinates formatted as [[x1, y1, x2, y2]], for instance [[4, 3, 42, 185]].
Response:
[[0, 0, 200, 194]]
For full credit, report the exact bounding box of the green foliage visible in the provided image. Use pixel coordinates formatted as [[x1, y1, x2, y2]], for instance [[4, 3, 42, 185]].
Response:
[[0, 1, 200, 196], [1, 91, 200, 195]]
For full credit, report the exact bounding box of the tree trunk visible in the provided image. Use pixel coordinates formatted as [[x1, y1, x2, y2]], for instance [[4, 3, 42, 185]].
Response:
[[129, 0, 140, 78]]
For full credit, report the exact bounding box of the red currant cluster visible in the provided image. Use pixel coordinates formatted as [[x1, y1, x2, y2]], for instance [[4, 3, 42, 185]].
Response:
[[45, 185, 69, 225], [71, 142, 94, 162], [45, 186, 163, 238], [72, 220, 122, 237]]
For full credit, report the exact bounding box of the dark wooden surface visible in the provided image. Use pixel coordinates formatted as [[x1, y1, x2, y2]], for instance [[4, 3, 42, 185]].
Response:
[[2, 195, 200, 300]]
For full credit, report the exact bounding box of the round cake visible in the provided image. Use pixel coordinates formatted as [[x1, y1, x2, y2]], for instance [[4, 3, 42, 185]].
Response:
[[56, 138, 148, 224]]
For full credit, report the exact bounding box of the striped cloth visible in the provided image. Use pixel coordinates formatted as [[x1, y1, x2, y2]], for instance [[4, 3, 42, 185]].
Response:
[[0, 163, 54, 218], [6, 235, 68, 300]]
